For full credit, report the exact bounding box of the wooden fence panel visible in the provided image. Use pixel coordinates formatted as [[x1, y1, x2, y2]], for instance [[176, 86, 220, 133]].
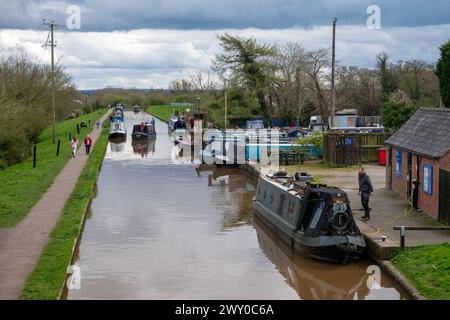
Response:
[[324, 132, 390, 166]]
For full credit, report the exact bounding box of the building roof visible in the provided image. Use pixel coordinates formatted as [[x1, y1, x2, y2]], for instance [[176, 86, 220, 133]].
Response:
[[385, 108, 450, 158]]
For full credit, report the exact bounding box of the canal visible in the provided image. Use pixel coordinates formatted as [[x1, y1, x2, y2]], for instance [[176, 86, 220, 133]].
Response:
[[66, 111, 408, 300]]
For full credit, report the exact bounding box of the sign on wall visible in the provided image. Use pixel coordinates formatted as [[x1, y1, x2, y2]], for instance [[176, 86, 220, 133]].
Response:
[[423, 163, 433, 195], [395, 150, 402, 178]]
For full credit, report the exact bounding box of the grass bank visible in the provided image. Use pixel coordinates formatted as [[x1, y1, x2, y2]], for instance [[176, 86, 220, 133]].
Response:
[[147, 105, 190, 122], [0, 110, 104, 227], [20, 123, 109, 300], [390, 243, 450, 300]]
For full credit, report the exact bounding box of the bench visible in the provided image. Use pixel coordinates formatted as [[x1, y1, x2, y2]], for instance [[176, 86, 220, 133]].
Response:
[[279, 151, 306, 165]]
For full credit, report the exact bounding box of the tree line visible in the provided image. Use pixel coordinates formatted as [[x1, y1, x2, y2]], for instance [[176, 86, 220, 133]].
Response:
[[0, 55, 90, 167], [169, 35, 449, 130]]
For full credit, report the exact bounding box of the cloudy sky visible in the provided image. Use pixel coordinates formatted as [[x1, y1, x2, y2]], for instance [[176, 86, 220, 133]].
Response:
[[0, 0, 449, 89]]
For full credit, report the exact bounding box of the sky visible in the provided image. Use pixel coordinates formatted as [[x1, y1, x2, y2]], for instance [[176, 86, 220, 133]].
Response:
[[0, 0, 449, 89]]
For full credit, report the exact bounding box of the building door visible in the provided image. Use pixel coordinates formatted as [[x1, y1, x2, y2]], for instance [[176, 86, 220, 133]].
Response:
[[412, 155, 419, 209], [406, 152, 412, 199], [439, 169, 450, 224]]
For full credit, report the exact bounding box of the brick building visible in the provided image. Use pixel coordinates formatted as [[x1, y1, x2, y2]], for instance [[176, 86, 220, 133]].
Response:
[[385, 108, 450, 223]]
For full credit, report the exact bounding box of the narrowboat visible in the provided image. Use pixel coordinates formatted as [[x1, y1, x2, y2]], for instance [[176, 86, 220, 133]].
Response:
[[168, 115, 187, 131], [109, 118, 127, 139], [131, 122, 156, 140], [253, 172, 366, 263]]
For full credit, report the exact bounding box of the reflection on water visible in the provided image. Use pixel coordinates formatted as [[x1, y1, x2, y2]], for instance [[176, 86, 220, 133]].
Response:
[[132, 138, 156, 158], [109, 137, 126, 153], [253, 216, 408, 300], [66, 111, 408, 300]]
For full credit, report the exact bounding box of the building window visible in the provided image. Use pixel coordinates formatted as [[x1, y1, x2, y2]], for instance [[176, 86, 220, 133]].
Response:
[[395, 150, 402, 178], [422, 163, 433, 195]]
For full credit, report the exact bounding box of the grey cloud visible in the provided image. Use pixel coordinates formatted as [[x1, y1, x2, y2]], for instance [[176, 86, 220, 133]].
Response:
[[0, 0, 449, 31]]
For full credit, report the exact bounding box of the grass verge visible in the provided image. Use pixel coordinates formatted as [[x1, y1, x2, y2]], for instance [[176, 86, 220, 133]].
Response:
[[0, 110, 105, 227], [147, 105, 190, 122], [20, 127, 109, 300], [390, 243, 450, 300]]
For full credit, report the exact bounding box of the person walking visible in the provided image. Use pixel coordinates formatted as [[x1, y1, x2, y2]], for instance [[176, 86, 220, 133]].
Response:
[[70, 137, 79, 158], [96, 119, 100, 129], [84, 134, 92, 155], [358, 166, 374, 220]]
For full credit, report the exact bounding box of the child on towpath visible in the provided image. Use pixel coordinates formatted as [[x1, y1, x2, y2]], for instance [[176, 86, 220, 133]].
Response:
[[70, 137, 79, 158]]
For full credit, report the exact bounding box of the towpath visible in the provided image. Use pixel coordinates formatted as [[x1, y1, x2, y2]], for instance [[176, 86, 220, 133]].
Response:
[[0, 111, 111, 299]]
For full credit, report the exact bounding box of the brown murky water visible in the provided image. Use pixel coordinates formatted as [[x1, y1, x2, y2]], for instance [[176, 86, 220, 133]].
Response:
[[66, 111, 408, 300]]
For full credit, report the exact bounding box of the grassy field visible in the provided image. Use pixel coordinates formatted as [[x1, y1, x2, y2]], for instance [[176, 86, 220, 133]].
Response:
[[0, 110, 105, 227], [390, 243, 450, 300], [20, 126, 109, 300], [147, 105, 190, 122]]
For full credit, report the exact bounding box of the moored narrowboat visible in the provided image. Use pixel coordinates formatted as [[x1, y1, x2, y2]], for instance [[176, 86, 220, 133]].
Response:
[[253, 172, 366, 263]]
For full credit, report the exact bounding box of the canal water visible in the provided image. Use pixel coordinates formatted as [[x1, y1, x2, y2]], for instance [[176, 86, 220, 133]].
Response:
[[66, 111, 408, 300]]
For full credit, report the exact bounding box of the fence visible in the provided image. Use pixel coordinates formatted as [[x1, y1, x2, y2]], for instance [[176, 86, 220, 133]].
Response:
[[324, 132, 390, 166]]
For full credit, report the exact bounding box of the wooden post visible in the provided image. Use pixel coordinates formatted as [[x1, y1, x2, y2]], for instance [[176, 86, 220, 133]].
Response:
[[69, 133, 71, 141], [56, 138, 61, 156], [400, 226, 405, 250], [33, 145, 37, 168], [77, 123, 80, 135]]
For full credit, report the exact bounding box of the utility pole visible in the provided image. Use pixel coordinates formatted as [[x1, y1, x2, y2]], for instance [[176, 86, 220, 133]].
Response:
[[331, 18, 337, 125], [42, 19, 62, 143]]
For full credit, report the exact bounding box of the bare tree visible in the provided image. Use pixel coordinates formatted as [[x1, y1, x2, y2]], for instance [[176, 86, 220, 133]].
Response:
[[270, 43, 309, 121], [304, 49, 331, 119], [190, 70, 218, 92]]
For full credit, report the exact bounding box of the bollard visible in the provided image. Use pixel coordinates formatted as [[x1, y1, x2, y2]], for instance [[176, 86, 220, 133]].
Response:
[[400, 226, 405, 250], [56, 138, 61, 156], [77, 124, 80, 135], [33, 145, 37, 168]]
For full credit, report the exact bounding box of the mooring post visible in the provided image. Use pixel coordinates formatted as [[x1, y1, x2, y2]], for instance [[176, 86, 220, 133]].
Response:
[[33, 145, 37, 168], [77, 123, 80, 135], [400, 226, 405, 250], [56, 138, 61, 156]]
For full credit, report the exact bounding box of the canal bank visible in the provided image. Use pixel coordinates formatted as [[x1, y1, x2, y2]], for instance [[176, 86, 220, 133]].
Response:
[[0, 111, 111, 300], [62, 113, 407, 300]]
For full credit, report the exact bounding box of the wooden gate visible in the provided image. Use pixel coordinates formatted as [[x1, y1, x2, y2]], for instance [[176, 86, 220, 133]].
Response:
[[323, 133, 361, 166], [439, 169, 450, 225], [324, 132, 390, 166]]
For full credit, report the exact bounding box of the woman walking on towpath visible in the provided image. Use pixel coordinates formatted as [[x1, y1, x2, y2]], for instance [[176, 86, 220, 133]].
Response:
[[84, 134, 92, 155]]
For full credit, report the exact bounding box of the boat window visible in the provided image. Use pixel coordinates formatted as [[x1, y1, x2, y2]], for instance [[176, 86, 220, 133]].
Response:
[[263, 190, 267, 199], [278, 193, 285, 215], [332, 203, 347, 213], [270, 194, 274, 203]]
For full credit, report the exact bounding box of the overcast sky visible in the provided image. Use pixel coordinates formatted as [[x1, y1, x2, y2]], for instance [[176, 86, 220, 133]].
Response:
[[0, 0, 449, 89]]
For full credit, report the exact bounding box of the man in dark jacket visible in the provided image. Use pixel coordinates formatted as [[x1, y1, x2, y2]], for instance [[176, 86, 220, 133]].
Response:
[[358, 167, 374, 220]]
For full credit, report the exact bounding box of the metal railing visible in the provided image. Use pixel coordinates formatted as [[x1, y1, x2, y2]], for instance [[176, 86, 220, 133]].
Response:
[[393, 226, 450, 249]]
